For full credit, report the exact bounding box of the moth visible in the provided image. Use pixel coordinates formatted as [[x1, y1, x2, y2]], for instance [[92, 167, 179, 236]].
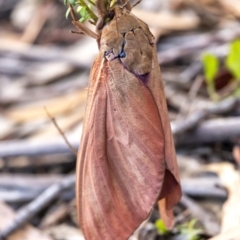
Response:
[[69, 0, 182, 239]]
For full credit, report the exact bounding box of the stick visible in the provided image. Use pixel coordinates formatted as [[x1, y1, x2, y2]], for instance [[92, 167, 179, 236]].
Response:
[[172, 97, 240, 135], [0, 174, 227, 203], [44, 107, 77, 156], [0, 175, 75, 239], [180, 194, 220, 236], [158, 26, 240, 65], [176, 117, 240, 146], [0, 136, 79, 157]]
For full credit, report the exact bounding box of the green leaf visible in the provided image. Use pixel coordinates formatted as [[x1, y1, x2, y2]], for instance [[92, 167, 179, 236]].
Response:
[[76, 5, 82, 13], [69, 0, 76, 5], [110, 0, 117, 7], [154, 219, 169, 235], [226, 40, 240, 79], [65, 7, 71, 19], [202, 53, 219, 84], [178, 219, 202, 240], [234, 87, 240, 96], [77, 6, 91, 22], [79, 6, 88, 18], [63, 0, 68, 5], [202, 53, 219, 100], [80, 16, 90, 22]]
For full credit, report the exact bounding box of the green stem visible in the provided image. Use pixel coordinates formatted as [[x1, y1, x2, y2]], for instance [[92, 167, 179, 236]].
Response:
[[207, 83, 219, 101], [87, 0, 96, 6]]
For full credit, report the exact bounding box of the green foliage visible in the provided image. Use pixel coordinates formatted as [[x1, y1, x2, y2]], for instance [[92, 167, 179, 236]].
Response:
[[110, 0, 117, 7], [154, 219, 169, 235], [77, 6, 91, 22], [63, 0, 119, 24], [225, 40, 240, 79], [178, 219, 202, 240], [65, 7, 71, 19], [202, 53, 219, 84], [69, 0, 76, 6], [202, 53, 219, 100], [202, 39, 240, 100]]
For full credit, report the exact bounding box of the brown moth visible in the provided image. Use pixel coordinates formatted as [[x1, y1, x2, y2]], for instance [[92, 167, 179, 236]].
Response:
[[71, 0, 182, 239]]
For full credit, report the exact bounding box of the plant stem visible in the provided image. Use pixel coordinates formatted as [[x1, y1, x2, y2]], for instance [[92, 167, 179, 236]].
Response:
[[87, 0, 96, 6]]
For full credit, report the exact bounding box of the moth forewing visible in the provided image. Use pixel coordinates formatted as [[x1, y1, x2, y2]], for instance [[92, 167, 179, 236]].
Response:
[[73, 1, 182, 239]]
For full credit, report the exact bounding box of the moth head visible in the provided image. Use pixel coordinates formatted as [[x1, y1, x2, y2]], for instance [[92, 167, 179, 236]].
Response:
[[104, 49, 115, 61]]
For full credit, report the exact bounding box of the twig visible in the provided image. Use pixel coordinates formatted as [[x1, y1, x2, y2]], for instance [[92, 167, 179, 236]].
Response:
[[181, 177, 227, 199], [40, 203, 69, 228], [20, 2, 51, 43], [0, 39, 90, 69], [176, 75, 204, 118], [0, 175, 75, 240], [0, 136, 79, 157], [0, 174, 226, 203], [180, 194, 220, 236], [158, 26, 240, 65], [44, 107, 77, 156], [176, 117, 240, 146], [172, 97, 240, 135], [0, 97, 239, 157]]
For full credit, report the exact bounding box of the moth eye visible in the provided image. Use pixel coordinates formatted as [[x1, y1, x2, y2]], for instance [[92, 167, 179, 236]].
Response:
[[119, 39, 126, 58], [119, 50, 126, 58]]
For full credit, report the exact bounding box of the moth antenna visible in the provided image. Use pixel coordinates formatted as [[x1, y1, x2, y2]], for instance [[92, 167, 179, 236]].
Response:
[[44, 107, 78, 156]]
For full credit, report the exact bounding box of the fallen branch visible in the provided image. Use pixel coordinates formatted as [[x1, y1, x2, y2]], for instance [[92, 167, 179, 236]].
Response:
[[176, 117, 240, 146], [0, 175, 75, 239], [0, 174, 227, 203], [0, 136, 79, 157], [172, 97, 240, 135], [158, 26, 240, 64], [0, 97, 239, 158], [44, 107, 77, 156], [0, 201, 52, 240], [180, 194, 221, 236]]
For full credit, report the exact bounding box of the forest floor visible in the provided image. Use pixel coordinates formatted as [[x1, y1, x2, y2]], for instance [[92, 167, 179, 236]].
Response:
[[1, 0, 240, 239]]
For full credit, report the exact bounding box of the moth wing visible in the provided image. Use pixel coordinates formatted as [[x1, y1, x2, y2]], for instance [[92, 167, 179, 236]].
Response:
[[76, 52, 180, 239], [147, 47, 182, 228]]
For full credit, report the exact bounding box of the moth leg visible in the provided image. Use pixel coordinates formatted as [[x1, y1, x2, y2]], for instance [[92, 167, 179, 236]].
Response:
[[69, 4, 99, 39], [96, 0, 108, 30], [120, 0, 132, 11]]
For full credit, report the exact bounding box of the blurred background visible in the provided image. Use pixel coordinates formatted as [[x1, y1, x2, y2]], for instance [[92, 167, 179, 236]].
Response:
[[0, 0, 240, 239]]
